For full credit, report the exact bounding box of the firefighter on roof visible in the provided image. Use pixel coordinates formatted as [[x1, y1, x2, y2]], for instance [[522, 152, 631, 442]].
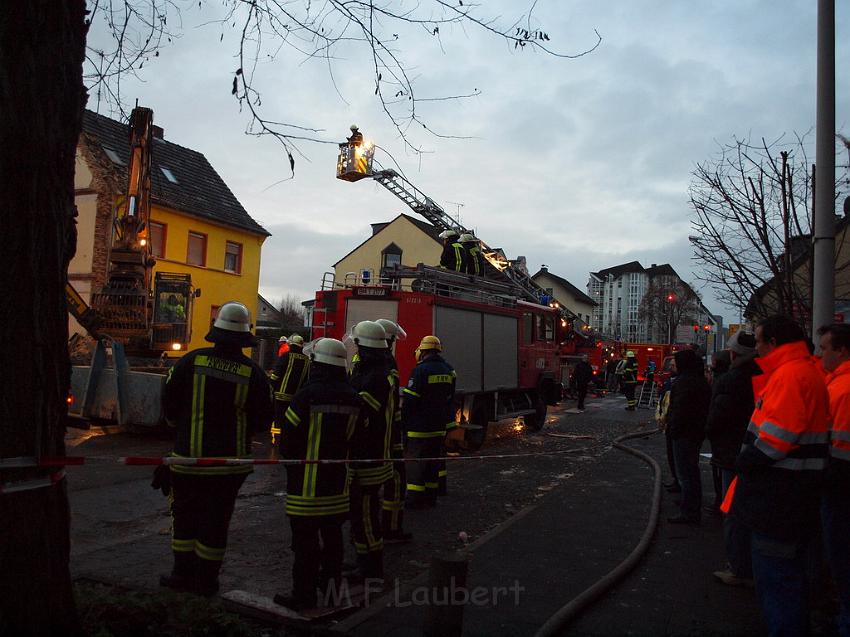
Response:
[[269, 334, 310, 446], [460, 233, 485, 277], [273, 337, 363, 612], [160, 301, 273, 596], [402, 335, 456, 508], [348, 321, 395, 579], [375, 318, 413, 543], [439, 229, 467, 273]]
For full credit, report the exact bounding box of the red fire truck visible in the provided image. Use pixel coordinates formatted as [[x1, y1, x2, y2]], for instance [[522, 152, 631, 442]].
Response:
[[309, 266, 563, 450], [328, 126, 569, 449]]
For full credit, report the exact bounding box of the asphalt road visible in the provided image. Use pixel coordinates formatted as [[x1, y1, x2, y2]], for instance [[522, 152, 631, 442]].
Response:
[[66, 394, 651, 601]]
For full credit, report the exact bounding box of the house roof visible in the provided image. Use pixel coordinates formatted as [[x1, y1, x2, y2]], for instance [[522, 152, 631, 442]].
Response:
[[591, 260, 645, 279], [332, 213, 442, 267], [531, 268, 597, 306], [646, 263, 678, 278], [81, 110, 269, 237]]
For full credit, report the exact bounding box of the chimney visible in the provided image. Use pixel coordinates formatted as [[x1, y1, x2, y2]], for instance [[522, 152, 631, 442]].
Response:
[[152, 125, 164, 140], [651, 263, 657, 268]]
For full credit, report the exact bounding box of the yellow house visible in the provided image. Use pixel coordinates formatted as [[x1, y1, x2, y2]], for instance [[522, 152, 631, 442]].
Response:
[[72, 110, 270, 354], [531, 266, 597, 327], [332, 213, 443, 285]]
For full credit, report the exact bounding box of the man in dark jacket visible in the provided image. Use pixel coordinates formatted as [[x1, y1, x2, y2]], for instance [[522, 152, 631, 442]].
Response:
[[573, 355, 593, 411], [622, 351, 639, 410], [705, 331, 759, 585], [274, 337, 362, 612], [160, 301, 273, 596], [666, 348, 711, 524]]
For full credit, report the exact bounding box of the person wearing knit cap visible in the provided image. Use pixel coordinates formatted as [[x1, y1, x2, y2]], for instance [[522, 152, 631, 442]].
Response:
[[706, 330, 760, 585]]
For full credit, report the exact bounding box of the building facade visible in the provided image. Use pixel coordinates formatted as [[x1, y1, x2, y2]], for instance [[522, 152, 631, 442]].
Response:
[[531, 266, 596, 327], [72, 110, 270, 354]]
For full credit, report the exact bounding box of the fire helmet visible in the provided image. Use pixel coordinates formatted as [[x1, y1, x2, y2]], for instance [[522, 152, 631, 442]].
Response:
[[352, 320, 388, 349], [310, 338, 348, 368]]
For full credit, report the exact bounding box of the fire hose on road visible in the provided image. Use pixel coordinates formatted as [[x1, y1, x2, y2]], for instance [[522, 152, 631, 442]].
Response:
[[535, 427, 663, 637]]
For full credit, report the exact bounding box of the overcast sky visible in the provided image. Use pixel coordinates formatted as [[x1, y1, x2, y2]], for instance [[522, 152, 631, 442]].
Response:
[[87, 1, 850, 324]]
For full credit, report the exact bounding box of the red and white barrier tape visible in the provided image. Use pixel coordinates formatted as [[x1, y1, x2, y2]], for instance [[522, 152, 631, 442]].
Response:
[[0, 446, 590, 469]]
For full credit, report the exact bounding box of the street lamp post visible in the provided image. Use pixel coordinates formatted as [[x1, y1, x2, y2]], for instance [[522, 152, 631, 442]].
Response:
[[666, 293, 675, 344]]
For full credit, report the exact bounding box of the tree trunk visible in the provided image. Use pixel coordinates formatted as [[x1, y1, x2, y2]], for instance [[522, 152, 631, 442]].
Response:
[[0, 2, 87, 634]]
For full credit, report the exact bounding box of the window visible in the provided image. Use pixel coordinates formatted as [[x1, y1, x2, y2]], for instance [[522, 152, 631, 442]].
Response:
[[381, 243, 402, 270], [187, 231, 207, 266], [160, 166, 179, 183], [150, 221, 166, 258], [523, 312, 533, 344], [224, 241, 242, 274], [536, 314, 554, 341]]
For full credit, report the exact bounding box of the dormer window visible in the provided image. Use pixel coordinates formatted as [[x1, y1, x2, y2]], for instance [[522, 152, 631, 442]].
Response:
[[381, 242, 402, 269], [103, 148, 125, 165], [160, 166, 178, 183]]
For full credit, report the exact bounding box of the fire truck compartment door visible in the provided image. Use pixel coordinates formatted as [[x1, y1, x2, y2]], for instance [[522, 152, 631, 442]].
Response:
[[482, 313, 518, 391], [344, 299, 399, 335], [433, 308, 518, 393], [435, 306, 482, 393]]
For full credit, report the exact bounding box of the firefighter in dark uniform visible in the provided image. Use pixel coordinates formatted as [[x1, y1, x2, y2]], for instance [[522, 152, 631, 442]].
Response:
[[348, 321, 395, 579], [623, 350, 639, 411], [269, 334, 310, 446], [375, 318, 413, 543], [403, 335, 456, 508], [159, 301, 273, 596], [459, 233, 485, 277], [273, 338, 363, 612], [439, 229, 467, 273]]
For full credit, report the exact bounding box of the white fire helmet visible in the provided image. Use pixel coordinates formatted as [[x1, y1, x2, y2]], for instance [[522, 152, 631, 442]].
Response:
[[375, 319, 407, 343], [310, 338, 348, 368], [213, 302, 252, 333], [438, 229, 459, 240], [459, 233, 477, 243], [351, 320, 388, 349], [288, 334, 304, 347]]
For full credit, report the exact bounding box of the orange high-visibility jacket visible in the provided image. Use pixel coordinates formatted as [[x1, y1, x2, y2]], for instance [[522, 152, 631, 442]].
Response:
[[726, 341, 830, 540], [826, 359, 850, 464]]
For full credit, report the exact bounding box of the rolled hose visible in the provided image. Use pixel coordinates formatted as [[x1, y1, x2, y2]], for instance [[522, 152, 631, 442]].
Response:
[[535, 427, 662, 637]]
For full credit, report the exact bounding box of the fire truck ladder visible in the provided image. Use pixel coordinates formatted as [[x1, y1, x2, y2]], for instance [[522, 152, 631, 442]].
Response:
[[372, 169, 547, 304]]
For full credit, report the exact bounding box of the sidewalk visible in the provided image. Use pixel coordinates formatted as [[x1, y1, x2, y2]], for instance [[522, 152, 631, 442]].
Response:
[[335, 425, 765, 636]]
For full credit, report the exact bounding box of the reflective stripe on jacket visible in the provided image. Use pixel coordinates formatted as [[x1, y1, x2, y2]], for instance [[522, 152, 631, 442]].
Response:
[[163, 346, 274, 476], [281, 369, 362, 517], [270, 351, 310, 402]]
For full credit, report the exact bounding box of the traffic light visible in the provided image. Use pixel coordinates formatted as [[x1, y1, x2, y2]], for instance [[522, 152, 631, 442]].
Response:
[[693, 324, 699, 333], [703, 324, 711, 332]]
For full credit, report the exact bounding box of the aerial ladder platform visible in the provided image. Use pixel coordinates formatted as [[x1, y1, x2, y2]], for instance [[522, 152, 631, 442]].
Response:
[[336, 126, 548, 305]]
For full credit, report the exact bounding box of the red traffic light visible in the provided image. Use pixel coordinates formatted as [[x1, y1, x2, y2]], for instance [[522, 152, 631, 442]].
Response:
[[666, 294, 675, 302], [703, 324, 711, 332], [693, 324, 699, 332]]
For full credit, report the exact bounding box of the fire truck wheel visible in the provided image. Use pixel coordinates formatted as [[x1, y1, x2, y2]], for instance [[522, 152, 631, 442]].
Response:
[[523, 395, 548, 431], [464, 400, 489, 452]]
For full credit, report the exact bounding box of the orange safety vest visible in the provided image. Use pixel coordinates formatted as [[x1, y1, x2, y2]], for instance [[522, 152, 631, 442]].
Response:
[[825, 358, 850, 463], [721, 341, 830, 516]]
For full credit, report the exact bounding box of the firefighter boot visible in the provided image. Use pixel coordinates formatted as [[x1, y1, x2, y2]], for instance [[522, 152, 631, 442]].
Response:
[[195, 557, 222, 597], [160, 550, 197, 593]]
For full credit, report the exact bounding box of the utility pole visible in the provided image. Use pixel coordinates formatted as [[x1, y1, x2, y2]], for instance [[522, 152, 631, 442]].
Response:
[[812, 0, 835, 345]]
